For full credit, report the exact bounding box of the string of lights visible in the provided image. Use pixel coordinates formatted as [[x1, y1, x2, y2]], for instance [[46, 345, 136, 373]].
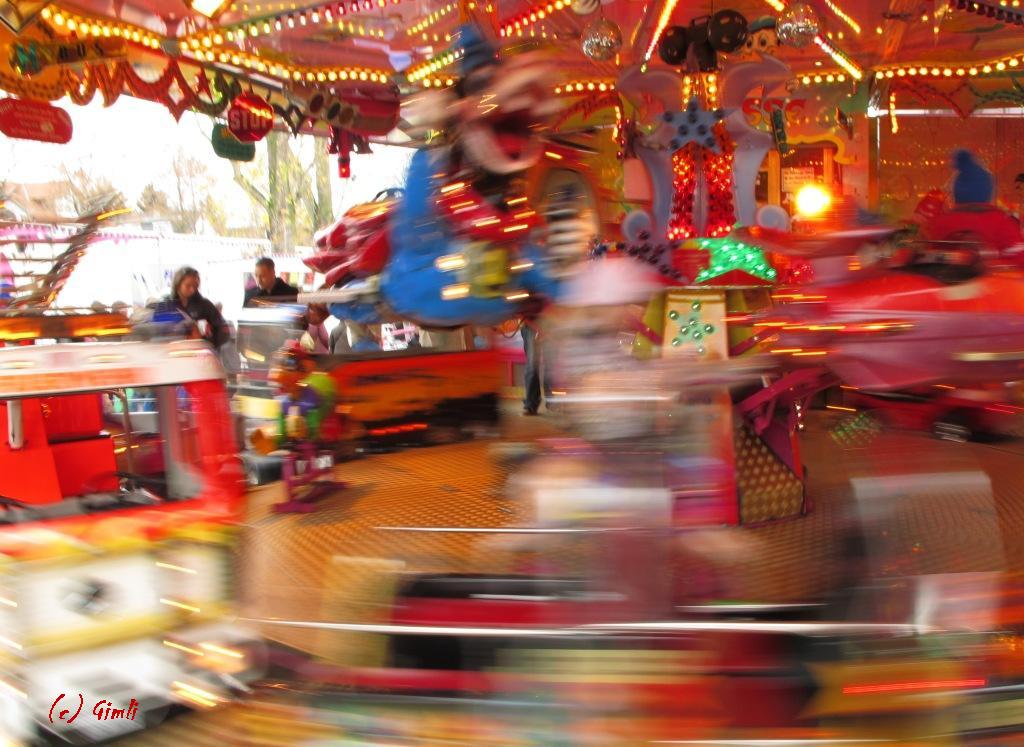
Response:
[[643, 0, 683, 64], [703, 129, 736, 238], [669, 146, 700, 240], [822, 0, 861, 34], [950, 0, 1024, 25], [407, 2, 456, 39], [873, 53, 1024, 78], [180, 0, 406, 46], [498, 0, 573, 38], [553, 80, 617, 94], [39, 6, 162, 49], [759, 0, 863, 80], [406, 47, 463, 83], [795, 71, 849, 85], [180, 45, 392, 83], [813, 34, 863, 80]]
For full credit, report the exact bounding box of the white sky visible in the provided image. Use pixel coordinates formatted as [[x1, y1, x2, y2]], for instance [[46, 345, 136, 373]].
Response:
[[1, 95, 413, 230]]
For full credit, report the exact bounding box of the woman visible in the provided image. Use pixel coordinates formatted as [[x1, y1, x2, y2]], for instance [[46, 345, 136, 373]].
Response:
[[157, 266, 228, 350], [301, 303, 332, 354]]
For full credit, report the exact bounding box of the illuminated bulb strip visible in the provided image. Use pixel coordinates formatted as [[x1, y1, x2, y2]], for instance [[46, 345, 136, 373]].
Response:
[[335, 21, 388, 39], [184, 47, 391, 84], [40, 6, 162, 49], [889, 91, 898, 133], [553, 80, 617, 94], [682, 75, 694, 101], [813, 35, 863, 80], [705, 72, 719, 108], [643, 0, 684, 63], [953, 0, 1024, 25], [762, 0, 786, 12], [408, 2, 457, 36], [421, 77, 457, 88], [498, 0, 571, 38], [874, 52, 1022, 79], [407, 48, 464, 83], [796, 71, 848, 85], [180, 0, 410, 45], [822, 0, 861, 34]]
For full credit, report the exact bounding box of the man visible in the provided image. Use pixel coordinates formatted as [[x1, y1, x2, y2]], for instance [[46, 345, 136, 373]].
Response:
[[521, 314, 553, 416], [244, 257, 299, 307]]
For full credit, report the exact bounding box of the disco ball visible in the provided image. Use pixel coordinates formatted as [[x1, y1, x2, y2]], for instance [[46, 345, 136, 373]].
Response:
[[581, 17, 623, 61], [776, 2, 820, 48]]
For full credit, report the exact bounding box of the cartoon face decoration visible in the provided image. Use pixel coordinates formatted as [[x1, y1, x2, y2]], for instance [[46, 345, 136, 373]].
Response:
[[457, 51, 563, 175], [402, 26, 564, 176], [737, 18, 778, 58]]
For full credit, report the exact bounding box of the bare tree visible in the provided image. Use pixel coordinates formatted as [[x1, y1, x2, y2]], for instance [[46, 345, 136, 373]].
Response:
[[168, 148, 214, 234], [58, 166, 126, 216], [137, 183, 172, 218], [233, 131, 328, 253]]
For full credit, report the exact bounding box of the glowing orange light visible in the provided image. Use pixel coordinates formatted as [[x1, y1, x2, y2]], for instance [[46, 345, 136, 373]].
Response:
[[843, 679, 986, 695], [795, 184, 831, 217]]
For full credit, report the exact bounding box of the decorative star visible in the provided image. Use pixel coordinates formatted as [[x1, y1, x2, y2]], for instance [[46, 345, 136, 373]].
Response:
[[660, 97, 731, 154], [694, 237, 777, 284], [667, 300, 718, 356]]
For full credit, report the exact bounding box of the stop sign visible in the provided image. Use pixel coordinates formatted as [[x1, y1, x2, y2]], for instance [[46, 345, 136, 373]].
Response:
[[227, 93, 274, 142]]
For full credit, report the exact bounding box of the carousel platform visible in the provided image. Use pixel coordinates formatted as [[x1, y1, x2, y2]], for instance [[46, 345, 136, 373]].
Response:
[[114, 411, 1024, 745], [236, 408, 1020, 651]]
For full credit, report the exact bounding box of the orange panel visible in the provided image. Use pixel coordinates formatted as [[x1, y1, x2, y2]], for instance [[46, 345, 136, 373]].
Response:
[[0, 398, 62, 504], [50, 437, 119, 497], [41, 393, 104, 440]]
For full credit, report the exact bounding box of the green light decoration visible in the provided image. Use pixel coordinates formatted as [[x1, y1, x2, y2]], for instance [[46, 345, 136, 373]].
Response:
[[670, 298, 717, 356], [694, 238, 778, 284]]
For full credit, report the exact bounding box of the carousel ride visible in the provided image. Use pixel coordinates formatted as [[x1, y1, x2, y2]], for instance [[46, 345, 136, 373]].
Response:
[[7, 0, 1024, 741]]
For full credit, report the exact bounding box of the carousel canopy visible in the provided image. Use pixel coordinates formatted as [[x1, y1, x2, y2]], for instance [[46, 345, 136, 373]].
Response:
[[2, 0, 1023, 135]]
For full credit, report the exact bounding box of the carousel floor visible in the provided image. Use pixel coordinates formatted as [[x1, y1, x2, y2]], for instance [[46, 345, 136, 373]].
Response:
[[114, 408, 1024, 744], [237, 409, 1023, 655]]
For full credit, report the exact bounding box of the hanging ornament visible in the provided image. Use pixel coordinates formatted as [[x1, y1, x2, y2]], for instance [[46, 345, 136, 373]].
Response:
[[571, 0, 600, 15], [228, 92, 275, 142], [581, 17, 623, 61], [776, 3, 820, 48]]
